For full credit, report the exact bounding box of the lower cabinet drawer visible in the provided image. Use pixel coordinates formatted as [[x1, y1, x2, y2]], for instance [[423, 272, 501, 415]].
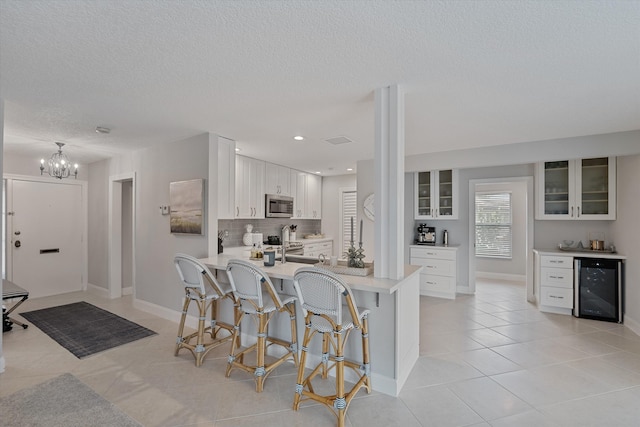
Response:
[[541, 267, 573, 288], [420, 274, 454, 294], [412, 258, 454, 276], [540, 286, 573, 308]]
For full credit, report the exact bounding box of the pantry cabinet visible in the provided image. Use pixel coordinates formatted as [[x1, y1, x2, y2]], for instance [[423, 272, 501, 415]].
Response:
[[535, 157, 616, 220], [414, 169, 458, 220], [265, 162, 291, 196], [235, 155, 265, 219], [291, 170, 322, 219]]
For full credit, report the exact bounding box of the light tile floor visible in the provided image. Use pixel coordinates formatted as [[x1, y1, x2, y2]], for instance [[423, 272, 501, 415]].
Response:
[[2, 279, 640, 426]]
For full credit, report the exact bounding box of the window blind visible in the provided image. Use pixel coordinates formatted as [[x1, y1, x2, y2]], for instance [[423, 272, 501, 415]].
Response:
[[475, 191, 512, 258], [341, 191, 357, 259]]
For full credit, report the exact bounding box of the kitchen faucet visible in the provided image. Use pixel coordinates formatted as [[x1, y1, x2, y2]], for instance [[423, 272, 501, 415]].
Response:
[[281, 225, 290, 264]]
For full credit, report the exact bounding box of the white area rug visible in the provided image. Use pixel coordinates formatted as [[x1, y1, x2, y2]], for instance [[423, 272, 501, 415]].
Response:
[[0, 373, 141, 426]]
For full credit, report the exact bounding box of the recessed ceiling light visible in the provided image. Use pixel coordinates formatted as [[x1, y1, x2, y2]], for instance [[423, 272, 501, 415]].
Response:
[[235, 147, 241, 152], [347, 168, 353, 171], [315, 171, 321, 174], [95, 126, 110, 134], [294, 136, 304, 141]]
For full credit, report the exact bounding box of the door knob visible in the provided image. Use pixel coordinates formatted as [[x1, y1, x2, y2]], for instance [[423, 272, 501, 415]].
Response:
[[14, 240, 21, 248]]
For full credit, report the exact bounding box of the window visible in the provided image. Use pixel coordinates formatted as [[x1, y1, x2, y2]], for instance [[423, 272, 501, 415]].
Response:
[[475, 191, 512, 258], [340, 189, 357, 259]]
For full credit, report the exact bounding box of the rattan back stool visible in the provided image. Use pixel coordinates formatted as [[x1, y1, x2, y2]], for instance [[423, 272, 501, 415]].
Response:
[[174, 253, 238, 367], [292, 267, 371, 427], [225, 259, 299, 392]]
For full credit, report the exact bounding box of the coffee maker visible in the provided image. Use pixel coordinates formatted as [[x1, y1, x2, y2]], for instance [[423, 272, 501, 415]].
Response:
[[416, 223, 436, 245]]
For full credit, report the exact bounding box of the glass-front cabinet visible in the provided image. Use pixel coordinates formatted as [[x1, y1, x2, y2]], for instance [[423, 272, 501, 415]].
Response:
[[415, 169, 458, 220], [536, 157, 616, 220]]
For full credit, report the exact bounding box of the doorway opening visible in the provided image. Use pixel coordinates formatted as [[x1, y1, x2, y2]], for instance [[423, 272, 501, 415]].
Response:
[[468, 177, 534, 302], [109, 173, 136, 299]]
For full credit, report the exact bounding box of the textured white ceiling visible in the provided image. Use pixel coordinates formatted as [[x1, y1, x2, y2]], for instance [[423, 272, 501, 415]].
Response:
[[1, 1, 639, 175]]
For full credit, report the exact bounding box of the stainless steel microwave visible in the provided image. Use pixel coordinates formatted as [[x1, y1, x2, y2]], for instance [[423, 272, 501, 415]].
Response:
[[265, 194, 294, 218]]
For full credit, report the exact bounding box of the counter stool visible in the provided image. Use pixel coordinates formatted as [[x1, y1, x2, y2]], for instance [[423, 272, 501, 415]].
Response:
[[225, 259, 299, 392], [174, 253, 237, 367], [292, 267, 371, 427]]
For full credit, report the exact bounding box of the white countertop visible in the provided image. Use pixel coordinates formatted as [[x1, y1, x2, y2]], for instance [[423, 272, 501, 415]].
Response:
[[199, 253, 421, 294], [534, 248, 626, 260], [409, 244, 460, 250], [291, 236, 333, 243]]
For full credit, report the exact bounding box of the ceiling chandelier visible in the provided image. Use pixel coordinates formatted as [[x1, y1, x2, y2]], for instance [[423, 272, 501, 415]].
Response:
[[39, 142, 78, 179]]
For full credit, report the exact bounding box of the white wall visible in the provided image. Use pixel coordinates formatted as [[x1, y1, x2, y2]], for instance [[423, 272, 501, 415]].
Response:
[[131, 134, 209, 308], [88, 159, 110, 288], [3, 152, 87, 180], [611, 154, 640, 332], [406, 130, 640, 172], [122, 180, 133, 289], [320, 174, 357, 255]]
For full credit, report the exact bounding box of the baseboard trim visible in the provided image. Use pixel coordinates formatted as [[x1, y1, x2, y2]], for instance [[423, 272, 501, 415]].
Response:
[[624, 315, 640, 336], [133, 297, 198, 329], [475, 272, 526, 283], [86, 283, 110, 299]]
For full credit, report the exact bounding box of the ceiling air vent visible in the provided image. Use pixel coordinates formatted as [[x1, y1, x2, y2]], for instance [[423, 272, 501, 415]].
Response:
[[325, 136, 353, 145]]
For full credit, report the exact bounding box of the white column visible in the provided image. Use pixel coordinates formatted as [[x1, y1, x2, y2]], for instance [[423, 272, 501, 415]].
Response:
[[374, 85, 405, 280], [1, 98, 5, 373], [207, 133, 220, 257]]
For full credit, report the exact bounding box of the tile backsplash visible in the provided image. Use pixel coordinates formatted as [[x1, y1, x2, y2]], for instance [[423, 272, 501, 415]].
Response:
[[219, 219, 322, 247]]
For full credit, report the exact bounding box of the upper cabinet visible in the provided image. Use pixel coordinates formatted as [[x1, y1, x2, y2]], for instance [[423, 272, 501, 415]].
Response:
[[217, 137, 236, 219], [415, 169, 458, 220], [235, 155, 265, 219], [265, 162, 291, 196], [291, 170, 322, 219], [536, 157, 616, 220]]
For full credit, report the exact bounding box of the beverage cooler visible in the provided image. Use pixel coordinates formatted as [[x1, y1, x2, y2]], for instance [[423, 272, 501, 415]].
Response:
[[574, 258, 623, 323]]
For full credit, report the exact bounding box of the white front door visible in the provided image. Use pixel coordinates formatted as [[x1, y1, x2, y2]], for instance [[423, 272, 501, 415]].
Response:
[[9, 179, 83, 298]]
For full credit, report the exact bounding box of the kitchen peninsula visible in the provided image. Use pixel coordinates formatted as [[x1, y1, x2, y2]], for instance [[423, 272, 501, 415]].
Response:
[[199, 252, 421, 396]]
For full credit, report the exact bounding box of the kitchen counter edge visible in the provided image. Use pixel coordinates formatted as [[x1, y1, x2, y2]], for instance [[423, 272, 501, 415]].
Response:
[[533, 248, 627, 260], [199, 254, 421, 294]]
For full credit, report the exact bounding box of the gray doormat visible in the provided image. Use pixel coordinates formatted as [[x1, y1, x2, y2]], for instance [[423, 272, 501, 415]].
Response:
[[21, 301, 156, 358], [0, 373, 141, 426]]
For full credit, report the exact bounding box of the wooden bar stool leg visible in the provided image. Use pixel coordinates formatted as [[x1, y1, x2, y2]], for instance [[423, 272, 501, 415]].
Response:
[[321, 332, 330, 379], [226, 309, 244, 377], [175, 295, 190, 356], [255, 310, 267, 392], [335, 328, 346, 427], [294, 319, 313, 410], [194, 298, 208, 367], [361, 315, 372, 393]]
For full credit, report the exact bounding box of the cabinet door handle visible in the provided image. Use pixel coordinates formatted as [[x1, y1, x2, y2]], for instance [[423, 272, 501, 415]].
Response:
[[571, 206, 574, 217], [577, 206, 580, 217], [236, 207, 239, 217]]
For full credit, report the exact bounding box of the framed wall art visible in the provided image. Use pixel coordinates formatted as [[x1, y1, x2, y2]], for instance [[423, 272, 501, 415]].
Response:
[[170, 178, 205, 235]]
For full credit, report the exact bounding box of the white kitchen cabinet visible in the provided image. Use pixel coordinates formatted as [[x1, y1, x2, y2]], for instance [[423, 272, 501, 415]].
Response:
[[290, 169, 322, 219], [217, 136, 236, 219], [414, 169, 458, 220], [265, 162, 291, 196], [306, 173, 322, 219], [410, 245, 458, 299], [303, 241, 333, 258], [536, 254, 574, 314], [535, 157, 616, 220], [235, 155, 265, 219]]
